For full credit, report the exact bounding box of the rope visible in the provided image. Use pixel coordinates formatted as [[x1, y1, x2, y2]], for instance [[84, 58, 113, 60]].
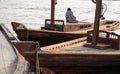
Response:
[[23, 26, 29, 41], [102, 3, 107, 16], [91, 0, 96, 4], [35, 42, 41, 74]]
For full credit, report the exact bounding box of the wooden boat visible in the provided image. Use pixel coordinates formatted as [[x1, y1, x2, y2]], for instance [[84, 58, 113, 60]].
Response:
[[12, 0, 120, 74], [11, 21, 88, 47], [11, 0, 119, 48], [13, 30, 120, 74], [11, 19, 119, 47], [12, 19, 120, 73], [0, 24, 29, 74]]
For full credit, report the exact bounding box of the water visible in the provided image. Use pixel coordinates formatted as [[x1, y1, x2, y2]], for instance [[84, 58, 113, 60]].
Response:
[[0, 0, 120, 34]]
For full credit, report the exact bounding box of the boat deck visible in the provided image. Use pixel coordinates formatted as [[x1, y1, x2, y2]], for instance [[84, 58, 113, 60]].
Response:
[[58, 42, 120, 55], [41, 41, 120, 55], [0, 30, 17, 74]]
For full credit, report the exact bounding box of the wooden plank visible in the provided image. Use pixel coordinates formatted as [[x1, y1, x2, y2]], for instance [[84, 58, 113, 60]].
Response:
[[41, 37, 87, 51]]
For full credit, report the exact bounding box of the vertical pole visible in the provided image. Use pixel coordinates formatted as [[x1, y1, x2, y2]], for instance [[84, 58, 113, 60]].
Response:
[[51, 0, 55, 29], [92, 0, 102, 45]]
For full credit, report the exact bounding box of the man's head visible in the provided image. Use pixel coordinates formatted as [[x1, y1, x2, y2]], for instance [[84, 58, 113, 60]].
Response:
[[67, 8, 71, 11]]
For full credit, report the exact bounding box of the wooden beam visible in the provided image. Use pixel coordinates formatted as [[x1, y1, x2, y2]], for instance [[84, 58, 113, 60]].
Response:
[[92, 0, 102, 45], [51, 0, 55, 29]]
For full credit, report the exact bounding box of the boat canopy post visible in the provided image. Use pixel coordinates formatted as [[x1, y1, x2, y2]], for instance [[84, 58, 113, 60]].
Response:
[[92, 0, 102, 46], [83, 0, 103, 48], [51, 0, 55, 29]]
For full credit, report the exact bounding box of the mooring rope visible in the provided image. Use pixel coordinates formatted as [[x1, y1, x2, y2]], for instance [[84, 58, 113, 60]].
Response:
[[35, 42, 40, 74], [23, 26, 29, 41]]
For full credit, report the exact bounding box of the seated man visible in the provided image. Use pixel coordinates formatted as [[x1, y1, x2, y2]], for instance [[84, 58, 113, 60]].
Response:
[[65, 8, 78, 23]]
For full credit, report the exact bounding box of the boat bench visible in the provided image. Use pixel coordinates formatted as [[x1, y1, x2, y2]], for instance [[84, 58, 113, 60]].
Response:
[[43, 19, 64, 31], [85, 30, 120, 50]]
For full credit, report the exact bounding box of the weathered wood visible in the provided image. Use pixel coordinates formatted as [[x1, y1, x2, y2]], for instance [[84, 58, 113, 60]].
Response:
[[106, 21, 120, 31], [13, 40, 120, 68], [41, 37, 86, 51], [92, 0, 102, 45], [12, 21, 120, 73], [11, 20, 107, 47], [85, 30, 120, 50], [44, 19, 106, 31]]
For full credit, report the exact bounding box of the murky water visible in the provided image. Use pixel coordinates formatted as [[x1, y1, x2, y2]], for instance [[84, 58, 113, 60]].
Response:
[[0, 0, 120, 31]]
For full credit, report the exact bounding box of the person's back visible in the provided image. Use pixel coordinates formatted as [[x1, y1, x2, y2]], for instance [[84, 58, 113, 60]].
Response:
[[66, 8, 77, 23]]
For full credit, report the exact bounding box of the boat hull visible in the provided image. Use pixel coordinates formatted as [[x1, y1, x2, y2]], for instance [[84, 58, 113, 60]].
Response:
[[23, 52, 120, 67], [13, 41, 120, 67], [13, 39, 120, 74]]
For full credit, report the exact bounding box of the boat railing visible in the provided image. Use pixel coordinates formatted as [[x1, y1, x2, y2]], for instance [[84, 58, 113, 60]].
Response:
[[44, 19, 64, 31], [87, 30, 120, 49], [106, 21, 120, 31]]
